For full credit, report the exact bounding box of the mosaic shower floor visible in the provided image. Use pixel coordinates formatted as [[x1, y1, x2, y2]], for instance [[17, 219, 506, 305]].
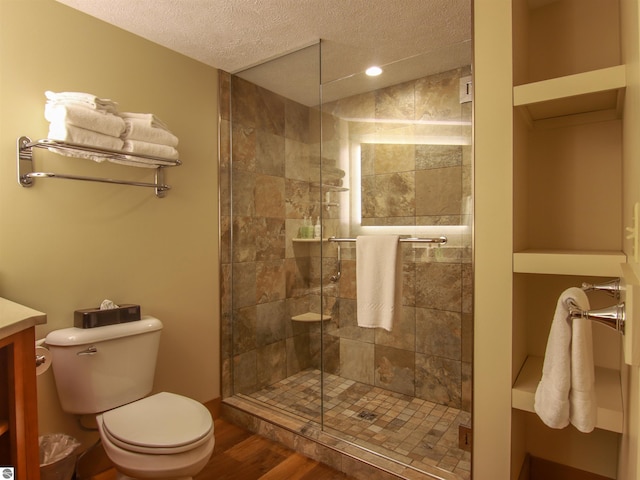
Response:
[[247, 369, 471, 479]]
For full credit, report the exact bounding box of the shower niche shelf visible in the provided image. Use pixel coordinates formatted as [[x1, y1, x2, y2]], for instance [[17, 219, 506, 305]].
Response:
[[17, 136, 181, 198], [291, 312, 331, 322]]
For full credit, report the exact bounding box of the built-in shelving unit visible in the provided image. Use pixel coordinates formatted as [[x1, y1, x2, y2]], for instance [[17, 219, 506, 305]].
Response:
[[510, 1, 627, 478]]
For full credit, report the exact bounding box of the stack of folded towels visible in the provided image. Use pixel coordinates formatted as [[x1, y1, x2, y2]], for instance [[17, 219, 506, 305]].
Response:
[[44, 91, 179, 166], [119, 112, 179, 167]]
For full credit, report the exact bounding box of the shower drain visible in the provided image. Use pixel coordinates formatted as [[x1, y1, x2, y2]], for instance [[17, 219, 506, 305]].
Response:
[[357, 410, 377, 421]]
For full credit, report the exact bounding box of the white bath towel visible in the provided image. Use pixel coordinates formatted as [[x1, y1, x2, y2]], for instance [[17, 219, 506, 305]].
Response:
[[120, 112, 171, 132], [356, 235, 402, 331], [122, 118, 179, 147], [45, 103, 126, 137], [48, 123, 124, 151], [122, 139, 179, 161], [45, 91, 119, 114], [534, 287, 596, 433]]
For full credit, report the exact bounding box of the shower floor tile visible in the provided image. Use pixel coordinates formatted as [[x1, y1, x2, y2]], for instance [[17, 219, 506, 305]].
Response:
[[247, 369, 471, 478]]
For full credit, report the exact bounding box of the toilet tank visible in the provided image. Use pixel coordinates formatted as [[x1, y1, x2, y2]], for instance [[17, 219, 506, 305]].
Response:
[[45, 316, 163, 414]]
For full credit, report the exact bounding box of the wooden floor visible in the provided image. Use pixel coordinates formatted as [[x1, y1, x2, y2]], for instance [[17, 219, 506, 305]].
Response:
[[88, 417, 357, 480]]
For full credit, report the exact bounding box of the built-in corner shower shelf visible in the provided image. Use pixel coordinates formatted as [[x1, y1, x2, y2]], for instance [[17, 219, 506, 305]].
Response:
[[17, 136, 181, 198], [511, 355, 623, 433], [291, 313, 331, 322]]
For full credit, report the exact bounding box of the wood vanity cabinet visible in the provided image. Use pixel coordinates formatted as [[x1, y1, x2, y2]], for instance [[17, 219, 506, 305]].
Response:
[[0, 300, 46, 480]]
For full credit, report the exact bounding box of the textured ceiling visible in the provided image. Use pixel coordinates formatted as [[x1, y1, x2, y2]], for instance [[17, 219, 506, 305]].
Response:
[[56, 0, 472, 105]]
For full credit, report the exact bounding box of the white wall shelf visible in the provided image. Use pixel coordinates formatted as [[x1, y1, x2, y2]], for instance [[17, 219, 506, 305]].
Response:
[[512, 355, 623, 434], [513, 250, 626, 277], [514, 65, 627, 128]]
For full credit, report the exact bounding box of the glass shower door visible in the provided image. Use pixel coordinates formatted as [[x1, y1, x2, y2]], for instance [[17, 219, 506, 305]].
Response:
[[318, 43, 473, 475]]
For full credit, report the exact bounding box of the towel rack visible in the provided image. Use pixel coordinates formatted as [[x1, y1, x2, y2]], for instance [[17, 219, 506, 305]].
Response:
[[328, 236, 448, 244], [568, 277, 625, 333], [17, 136, 181, 198], [569, 301, 625, 334], [581, 278, 620, 298]]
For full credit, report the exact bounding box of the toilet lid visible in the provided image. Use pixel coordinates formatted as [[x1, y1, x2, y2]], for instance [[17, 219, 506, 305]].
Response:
[[101, 392, 213, 453]]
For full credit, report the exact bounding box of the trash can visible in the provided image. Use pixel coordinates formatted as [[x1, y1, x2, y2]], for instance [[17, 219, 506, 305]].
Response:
[[39, 434, 80, 480]]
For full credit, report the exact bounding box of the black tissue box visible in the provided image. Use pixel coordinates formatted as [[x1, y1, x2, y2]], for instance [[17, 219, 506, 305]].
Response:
[[74, 304, 141, 328]]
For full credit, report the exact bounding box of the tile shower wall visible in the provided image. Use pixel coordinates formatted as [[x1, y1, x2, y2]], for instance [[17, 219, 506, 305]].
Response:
[[220, 67, 472, 412], [220, 71, 325, 400], [320, 67, 472, 411]]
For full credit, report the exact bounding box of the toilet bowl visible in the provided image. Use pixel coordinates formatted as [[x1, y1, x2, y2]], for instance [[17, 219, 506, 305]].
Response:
[[97, 392, 214, 480], [45, 317, 214, 480]]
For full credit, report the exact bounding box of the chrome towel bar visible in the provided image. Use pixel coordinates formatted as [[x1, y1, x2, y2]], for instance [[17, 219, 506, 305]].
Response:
[[17, 136, 180, 198], [569, 301, 625, 334], [328, 236, 447, 244], [581, 278, 620, 298], [570, 277, 625, 333]]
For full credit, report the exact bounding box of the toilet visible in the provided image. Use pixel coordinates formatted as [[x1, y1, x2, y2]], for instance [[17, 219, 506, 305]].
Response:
[[45, 316, 214, 480]]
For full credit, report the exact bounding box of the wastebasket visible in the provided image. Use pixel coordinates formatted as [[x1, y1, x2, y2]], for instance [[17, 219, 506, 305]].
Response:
[[39, 434, 80, 480]]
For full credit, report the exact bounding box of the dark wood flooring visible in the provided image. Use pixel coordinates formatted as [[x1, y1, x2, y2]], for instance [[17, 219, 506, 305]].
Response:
[[88, 417, 357, 480]]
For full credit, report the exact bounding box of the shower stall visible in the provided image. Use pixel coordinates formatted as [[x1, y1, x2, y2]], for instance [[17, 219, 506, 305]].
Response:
[[219, 41, 473, 480]]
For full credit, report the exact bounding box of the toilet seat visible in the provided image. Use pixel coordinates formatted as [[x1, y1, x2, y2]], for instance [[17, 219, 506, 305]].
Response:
[[100, 392, 213, 455]]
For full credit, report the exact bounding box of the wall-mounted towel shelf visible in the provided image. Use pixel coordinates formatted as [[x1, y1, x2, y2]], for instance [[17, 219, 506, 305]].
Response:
[[17, 136, 181, 198]]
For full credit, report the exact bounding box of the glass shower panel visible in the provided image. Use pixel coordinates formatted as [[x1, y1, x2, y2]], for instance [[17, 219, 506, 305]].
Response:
[[319, 42, 473, 474], [228, 44, 324, 425]]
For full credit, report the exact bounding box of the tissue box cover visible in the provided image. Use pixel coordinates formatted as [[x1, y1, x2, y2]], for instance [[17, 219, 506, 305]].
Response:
[[74, 304, 141, 329]]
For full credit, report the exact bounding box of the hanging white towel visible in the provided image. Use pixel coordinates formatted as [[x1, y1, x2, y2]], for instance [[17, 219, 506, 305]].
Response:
[[356, 235, 402, 331], [45, 103, 126, 137], [534, 287, 596, 433]]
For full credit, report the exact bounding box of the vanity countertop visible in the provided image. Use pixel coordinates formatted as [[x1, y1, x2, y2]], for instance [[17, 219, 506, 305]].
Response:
[[0, 297, 46, 340]]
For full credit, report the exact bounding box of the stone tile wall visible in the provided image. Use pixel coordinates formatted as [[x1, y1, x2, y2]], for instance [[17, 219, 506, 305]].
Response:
[[220, 67, 473, 412]]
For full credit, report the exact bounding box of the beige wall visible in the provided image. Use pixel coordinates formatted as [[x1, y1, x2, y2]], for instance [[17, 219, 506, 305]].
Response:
[[473, 0, 514, 478], [621, 0, 640, 478], [0, 0, 220, 446]]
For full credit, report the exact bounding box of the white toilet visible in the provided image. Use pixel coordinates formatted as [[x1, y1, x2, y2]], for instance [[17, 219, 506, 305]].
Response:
[[45, 316, 214, 480]]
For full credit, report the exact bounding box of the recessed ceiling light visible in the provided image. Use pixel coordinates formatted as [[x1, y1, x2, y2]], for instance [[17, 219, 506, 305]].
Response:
[[365, 66, 383, 77]]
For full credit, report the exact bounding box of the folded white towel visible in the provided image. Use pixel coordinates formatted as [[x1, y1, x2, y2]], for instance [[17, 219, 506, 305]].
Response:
[[534, 287, 596, 433], [120, 112, 171, 132], [356, 235, 402, 331], [122, 139, 179, 161], [45, 91, 119, 114], [48, 123, 124, 151], [122, 118, 179, 147], [45, 104, 125, 137]]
